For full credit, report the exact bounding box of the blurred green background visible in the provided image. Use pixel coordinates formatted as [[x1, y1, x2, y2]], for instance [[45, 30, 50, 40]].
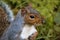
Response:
[[3, 0, 60, 40]]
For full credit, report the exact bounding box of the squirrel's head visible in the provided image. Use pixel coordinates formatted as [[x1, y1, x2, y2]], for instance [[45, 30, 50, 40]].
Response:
[[21, 7, 44, 25]]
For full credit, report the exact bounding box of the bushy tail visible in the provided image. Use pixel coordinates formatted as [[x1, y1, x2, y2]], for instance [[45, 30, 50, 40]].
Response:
[[0, 1, 14, 22]]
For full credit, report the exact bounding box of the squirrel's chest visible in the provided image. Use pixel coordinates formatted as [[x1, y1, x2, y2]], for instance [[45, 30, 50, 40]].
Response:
[[20, 25, 37, 39]]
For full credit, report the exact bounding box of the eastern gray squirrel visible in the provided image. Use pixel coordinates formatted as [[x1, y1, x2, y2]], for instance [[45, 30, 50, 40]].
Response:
[[0, 1, 14, 37], [0, 2, 44, 40]]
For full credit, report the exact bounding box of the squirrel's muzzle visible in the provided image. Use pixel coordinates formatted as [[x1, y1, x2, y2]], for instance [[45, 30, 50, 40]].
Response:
[[35, 15, 45, 26]]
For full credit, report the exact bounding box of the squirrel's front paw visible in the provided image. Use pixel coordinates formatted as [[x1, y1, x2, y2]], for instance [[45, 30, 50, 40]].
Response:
[[28, 35, 35, 40], [28, 32, 38, 40]]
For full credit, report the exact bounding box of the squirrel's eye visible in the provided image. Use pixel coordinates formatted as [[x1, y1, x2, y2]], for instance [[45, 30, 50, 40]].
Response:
[[30, 15, 35, 18]]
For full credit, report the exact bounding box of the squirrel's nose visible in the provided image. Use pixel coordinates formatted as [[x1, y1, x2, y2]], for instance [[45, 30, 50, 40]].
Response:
[[41, 19, 46, 24]]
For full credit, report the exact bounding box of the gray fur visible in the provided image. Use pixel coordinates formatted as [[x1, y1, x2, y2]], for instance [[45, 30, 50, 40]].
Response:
[[25, 6, 39, 14]]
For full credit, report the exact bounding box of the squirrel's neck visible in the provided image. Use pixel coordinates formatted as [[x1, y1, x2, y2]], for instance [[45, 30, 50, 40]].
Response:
[[20, 24, 37, 39]]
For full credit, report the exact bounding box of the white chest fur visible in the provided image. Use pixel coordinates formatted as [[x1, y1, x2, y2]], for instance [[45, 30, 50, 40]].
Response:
[[20, 25, 37, 39]]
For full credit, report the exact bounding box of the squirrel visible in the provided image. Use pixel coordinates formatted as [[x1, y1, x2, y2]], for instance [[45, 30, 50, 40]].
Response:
[[0, 1, 14, 37], [0, 3, 44, 40]]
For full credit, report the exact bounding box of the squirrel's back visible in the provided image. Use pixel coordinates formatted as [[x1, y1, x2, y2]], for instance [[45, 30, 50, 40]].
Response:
[[0, 1, 14, 37]]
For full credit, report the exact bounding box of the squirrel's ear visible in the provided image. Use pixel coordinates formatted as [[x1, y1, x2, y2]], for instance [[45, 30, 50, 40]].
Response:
[[21, 7, 30, 16], [21, 7, 27, 16]]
